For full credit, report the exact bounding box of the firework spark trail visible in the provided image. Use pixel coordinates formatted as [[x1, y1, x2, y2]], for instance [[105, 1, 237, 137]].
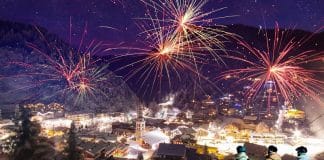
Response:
[[218, 23, 324, 107]]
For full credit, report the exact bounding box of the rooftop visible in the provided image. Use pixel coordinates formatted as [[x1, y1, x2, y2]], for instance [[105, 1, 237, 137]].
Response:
[[156, 143, 186, 157]]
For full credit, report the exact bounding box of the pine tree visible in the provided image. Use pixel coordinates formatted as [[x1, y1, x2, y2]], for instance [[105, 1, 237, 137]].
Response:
[[203, 145, 208, 155], [203, 145, 212, 160], [66, 121, 82, 160], [19, 107, 33, 145], [137, 152, 144, 160], [11, 105, 55, 160], [11, 106, 34, 160]]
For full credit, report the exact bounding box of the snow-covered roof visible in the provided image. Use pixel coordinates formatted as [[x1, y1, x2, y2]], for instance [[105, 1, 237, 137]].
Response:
[[129, 141, 148, 152], [142, 129, 170, 146]]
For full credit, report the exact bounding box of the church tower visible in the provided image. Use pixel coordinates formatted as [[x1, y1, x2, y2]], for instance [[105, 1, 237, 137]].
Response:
[[135, 105, 145, 142]]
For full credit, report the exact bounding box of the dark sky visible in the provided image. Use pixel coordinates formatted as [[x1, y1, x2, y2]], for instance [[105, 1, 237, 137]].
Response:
[[0, 0, 323, 45]]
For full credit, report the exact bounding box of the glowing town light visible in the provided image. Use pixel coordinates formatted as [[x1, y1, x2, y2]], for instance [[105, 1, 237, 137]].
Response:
[[293, 129, 302, 138]]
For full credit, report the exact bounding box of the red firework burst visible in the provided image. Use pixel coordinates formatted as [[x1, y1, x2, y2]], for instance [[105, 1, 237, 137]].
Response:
[[219, 23, 324, 106]]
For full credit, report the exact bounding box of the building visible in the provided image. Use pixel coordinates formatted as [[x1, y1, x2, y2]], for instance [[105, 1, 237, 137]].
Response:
[[254, 81, 280, 118], [77, 140, 118, 159], [111, 143, 129, 158], [79, 133, 117, 143], [153, 143, 210, 160], [249, 133, 286, 144], [170, 126, 196, 139], [185, 110, 193, 119], [284, 109, 305, 120], [171, 134, 196, 146], [135, 105, 145, 142], [141, 129, 170, 150], [0, 119, 16, 141], [243, 116, 258, 124], [153, 143, 186, 160], [65, 112, 95, 127], [192, 95, 217, 120], [111, 122, 135, 136]]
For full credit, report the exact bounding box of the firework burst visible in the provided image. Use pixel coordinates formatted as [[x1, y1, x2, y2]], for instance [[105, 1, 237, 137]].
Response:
[[109, 26, 204, 95], [139, 0, 236, 61], [2, 26, 111, 106], [108, 0, 235, 96], [219, 23, 324, 106]]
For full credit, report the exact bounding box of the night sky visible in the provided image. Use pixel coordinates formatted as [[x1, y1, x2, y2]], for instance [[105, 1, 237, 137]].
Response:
[[0, 0, 323, 45]]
